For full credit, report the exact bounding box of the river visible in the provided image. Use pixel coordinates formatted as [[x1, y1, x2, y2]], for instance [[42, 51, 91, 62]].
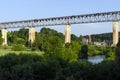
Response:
[[88, 55, 105, 64]]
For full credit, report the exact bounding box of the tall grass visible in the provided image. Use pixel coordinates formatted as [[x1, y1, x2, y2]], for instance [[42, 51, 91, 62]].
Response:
[[0, 46, 44, 56]]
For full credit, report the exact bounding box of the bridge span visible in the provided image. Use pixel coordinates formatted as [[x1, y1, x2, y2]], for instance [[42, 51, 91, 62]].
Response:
[[0, 11, 120, 46]]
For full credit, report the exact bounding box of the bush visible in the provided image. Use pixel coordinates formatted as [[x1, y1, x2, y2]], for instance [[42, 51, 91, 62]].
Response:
[[55, 61, 93, 80], [3, 45, 8, 49], [11, 44, 26, 51], [80, 45, 88, 59], [0, 53, 120, 80], [31, 47, 37, 51]]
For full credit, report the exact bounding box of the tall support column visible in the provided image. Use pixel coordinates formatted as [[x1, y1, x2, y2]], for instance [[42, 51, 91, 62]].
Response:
[[1, 28, 7, 46], [65, 24, 71, 43], [113, 21, 119, 46], [29, 26, 35, 44], [88, 35, 92, 44]]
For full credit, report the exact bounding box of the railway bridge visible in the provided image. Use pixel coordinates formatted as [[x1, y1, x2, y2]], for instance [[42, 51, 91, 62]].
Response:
[[0, 11, 120, 46]]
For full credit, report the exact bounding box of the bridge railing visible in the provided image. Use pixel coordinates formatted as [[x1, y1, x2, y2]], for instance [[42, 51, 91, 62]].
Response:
[[0, 11, 120, 29]]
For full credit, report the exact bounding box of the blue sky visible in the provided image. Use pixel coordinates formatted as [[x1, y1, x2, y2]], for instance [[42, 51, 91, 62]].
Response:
[[0, 0, 120, 36]]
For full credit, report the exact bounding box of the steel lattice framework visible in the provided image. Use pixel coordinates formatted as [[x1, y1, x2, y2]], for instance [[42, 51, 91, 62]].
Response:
[[0, 11, 120, 29]]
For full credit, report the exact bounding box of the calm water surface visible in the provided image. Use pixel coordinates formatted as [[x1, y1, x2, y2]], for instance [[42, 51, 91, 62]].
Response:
[[88, 55, 105, 64]]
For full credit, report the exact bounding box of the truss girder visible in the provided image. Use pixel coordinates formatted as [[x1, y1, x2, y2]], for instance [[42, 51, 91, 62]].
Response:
[[0, 11, 120, 28]]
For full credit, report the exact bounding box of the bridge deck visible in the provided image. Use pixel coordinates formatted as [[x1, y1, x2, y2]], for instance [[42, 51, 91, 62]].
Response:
[[0, 11, 120, 28]]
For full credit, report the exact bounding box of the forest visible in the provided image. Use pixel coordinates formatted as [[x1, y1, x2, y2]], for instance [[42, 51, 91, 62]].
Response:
[[0, 28, 119, 80]]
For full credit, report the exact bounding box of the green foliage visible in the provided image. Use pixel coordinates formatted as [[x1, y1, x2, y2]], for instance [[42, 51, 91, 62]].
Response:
[[0, 53, 119, 80], [117, 38, 120, 47], [93, 61, 120, 80], [31, 46, 37, 51], [42, 36, 63, 53], [49, 42, 80, 64], [2, 45, 8, 49], [0, 27, 119, 80], [65, 43, 71, 48], [10, 64, 34, 80], [0, 53, 60, 80], [79, 35, 83, 42], [90, 33, 113, 45], [12, 44, 26, 51], [5, 27, 115, 59], [0, 38, 3, 45], [16, 37, 26, 44], [56, 61, 93, 80], [71, 34, 79, 41], [87, 45, 113, 57], [40, 28, 64, 39], [32, 28, 65, 52], [0, 30, 3, 45], [116, 47, 120, 62], [104, 47, 115, 60], [79, 45, 88, 59], [62, 47, 78, 62], [7, 28, 28, 45], [116, 38, 120, 62]]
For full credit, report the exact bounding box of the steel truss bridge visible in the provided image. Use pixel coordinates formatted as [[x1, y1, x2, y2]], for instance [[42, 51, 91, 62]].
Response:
[[0, 11, 120, 28]]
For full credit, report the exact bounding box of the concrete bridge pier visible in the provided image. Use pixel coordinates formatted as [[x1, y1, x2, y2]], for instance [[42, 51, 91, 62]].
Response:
[[113, 21, 119, 46], [1, 28, 7, 46], [65, 24, 71, 43], [29, 26, 35, 44]]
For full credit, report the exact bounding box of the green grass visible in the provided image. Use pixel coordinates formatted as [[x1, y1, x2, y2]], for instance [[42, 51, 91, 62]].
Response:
[[0, 46, 44, 56]]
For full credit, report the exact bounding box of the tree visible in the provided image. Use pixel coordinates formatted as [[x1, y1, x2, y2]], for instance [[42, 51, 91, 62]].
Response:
[[80, 45, 88, 59], [0, 30, 3, 45], [116, 38, 120, 62], [7, 28, 28, 45], [42, 36, 63, 54], [71, 34, 79, 41], [79, 35, 83, 42], [12, 44, 26, 51]]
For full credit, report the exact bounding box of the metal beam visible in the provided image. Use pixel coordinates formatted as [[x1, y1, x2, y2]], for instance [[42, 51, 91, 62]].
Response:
[[0, 11, 120, 28]]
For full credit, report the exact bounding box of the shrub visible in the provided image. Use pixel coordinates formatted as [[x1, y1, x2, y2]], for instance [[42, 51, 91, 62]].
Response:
[[11, 44, 26, 51], [80, 45, 88, 59], [3, 45, 8, 49], [31, 47, 37, 51]]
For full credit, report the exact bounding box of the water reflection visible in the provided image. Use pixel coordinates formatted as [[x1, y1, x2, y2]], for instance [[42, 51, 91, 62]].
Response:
[[88, 55, 105, 64]]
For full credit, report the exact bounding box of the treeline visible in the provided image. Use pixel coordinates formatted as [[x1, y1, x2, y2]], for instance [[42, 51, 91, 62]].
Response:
[[1, 28, 120, 46], [91, 33, 112, 42], [5, 28, 81, 51], [6, 28, 65, 46], [0, 28, 115, 57], [87, 32, 120, 45]]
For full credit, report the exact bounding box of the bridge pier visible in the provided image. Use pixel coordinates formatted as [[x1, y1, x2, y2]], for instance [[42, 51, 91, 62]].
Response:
[[1, 28, 7, 46], [113, 21, 119, 46], [29, 26, 35, 44], [65, 24, 71, 43]]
